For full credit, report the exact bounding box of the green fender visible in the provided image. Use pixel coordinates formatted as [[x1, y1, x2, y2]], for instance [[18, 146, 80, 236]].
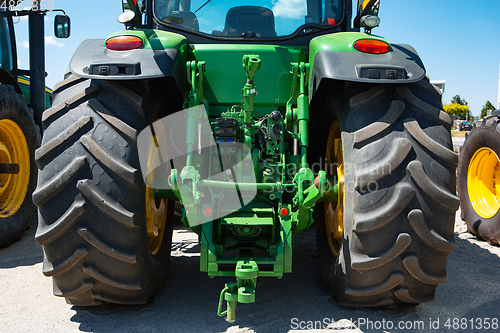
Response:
[[68, 29, 188, 96], [308, 32, 426, 97]]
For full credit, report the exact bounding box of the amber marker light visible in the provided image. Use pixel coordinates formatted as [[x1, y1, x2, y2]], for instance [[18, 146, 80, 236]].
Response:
[[105, 36, 143, 51], [353, 39, 391, 54]]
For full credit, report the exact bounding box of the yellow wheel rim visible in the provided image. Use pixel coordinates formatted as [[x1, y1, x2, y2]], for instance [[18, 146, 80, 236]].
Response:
[[146, 185, 167, 255], [145, 119, 169, 255], [324, 121, 344, 256], [0, 119, 30, 218], [468, 147, 500, 219]]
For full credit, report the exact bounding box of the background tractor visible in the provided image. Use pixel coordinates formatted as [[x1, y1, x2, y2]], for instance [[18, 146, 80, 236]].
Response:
[[457, 110, 500, 245], [34, 0, 458, 320], [0, 4, 69, 248]]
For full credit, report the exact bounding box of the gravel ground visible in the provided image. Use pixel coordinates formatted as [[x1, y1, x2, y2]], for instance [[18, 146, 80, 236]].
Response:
[[1, 209, 499, 333]]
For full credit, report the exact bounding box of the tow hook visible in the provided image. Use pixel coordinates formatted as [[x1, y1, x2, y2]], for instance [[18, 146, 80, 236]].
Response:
[[217, 260, 258, 323]]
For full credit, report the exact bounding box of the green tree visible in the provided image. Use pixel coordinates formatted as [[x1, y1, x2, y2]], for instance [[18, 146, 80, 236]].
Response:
[[443, 103, 470, 120], [451, 95, 468, 106], [480, 100, 496, 118], [444, 95, 473, 121]]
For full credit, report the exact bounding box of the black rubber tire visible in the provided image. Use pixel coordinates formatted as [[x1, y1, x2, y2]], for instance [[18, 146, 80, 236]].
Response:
[[315, 78, 459, 306], [33, 75, 173, 305], [457, 115, 500, 245], [0, 84, 40, 248]]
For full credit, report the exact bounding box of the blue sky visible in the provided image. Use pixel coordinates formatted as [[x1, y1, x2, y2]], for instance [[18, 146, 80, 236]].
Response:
[[376, 0, 500, 118], [13, 0, 500, 118]]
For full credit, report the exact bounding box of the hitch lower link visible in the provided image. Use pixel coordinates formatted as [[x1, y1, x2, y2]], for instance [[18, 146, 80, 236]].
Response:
[[217, 261, 258, 323]]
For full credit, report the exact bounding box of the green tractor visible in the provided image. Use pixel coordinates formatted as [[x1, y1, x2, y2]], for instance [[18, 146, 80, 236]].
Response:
[[34, 0, 458, 320], [0, 4, 69, 248], [457, 110, 500, 245]]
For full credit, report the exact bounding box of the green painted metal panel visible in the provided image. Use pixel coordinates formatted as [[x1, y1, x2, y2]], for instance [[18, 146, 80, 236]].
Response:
[[18, 77, 30, 103], [222, 215, 274, 226], [309, 31, 390, 54], [308, 31, 391, 85], [17, 76, 52, 108], [192, 44, 307, 107], [106, 29, 187, 50]]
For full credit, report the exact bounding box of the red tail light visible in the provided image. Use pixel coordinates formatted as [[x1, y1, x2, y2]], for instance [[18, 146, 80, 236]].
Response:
[[105, 36, 143, 51], [353, 39, 391, 54]]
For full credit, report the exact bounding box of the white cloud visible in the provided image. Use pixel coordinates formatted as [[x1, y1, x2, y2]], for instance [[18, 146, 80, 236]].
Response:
[[19, 37, 66, 48], [197, 17, 211, 25], [45, 36, 65, 47], [272, 0, 306, 18]]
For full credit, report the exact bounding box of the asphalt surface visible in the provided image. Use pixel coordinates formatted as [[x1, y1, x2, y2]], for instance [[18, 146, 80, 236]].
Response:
[[452, 136, 465, 151], [1, 210, 499, 333]]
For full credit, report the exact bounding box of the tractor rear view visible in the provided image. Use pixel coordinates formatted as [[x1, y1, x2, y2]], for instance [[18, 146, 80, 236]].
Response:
[[0, 5, 69, 248], [34, 0, 458, 320]]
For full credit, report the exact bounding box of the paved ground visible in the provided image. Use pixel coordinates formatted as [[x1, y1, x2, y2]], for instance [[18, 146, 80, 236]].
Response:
[[1, 210, 499, 333], [452, 136, 465, 150]]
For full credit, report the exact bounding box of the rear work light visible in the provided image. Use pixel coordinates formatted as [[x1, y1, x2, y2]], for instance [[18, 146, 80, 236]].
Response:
[[353, 39, 391, 54], [105, 36, 143, 51]]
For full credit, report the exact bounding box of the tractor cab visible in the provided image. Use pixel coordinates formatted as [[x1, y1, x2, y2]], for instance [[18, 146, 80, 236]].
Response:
[[0, 11, 14, 75], [153, 0, 346, 39], [0, 8, 70, 112]]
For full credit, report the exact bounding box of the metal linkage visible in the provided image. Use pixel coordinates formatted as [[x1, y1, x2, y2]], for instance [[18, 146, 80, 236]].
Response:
[[288, 62, 310, 168], [242, 55, 261, 126], [217, 261, 258, 323], [165, 56, 342, 323], [184, 60, 206, 166]]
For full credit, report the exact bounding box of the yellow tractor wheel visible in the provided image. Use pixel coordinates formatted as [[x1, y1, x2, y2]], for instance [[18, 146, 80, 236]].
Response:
[[0, 84, 39, 248], [323, 121, 344, 256], [458, 115, 500, 245]]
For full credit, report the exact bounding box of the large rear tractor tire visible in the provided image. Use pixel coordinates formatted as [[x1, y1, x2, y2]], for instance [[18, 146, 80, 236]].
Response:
[[34, 75, 174, 305], [316, 79, 459, 306], [0, 84, 40, 248], [457, 115, 500, 245]]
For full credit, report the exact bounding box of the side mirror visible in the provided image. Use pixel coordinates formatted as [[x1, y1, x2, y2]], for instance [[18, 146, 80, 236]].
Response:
[[121, 0, 142, 26], [118, 10, 136, 24], [54, 15, 70, 38], [354, 0, 380, 30]]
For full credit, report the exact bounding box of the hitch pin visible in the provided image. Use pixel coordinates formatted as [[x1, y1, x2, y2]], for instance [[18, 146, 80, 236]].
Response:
[[217, 282, 238, 323]]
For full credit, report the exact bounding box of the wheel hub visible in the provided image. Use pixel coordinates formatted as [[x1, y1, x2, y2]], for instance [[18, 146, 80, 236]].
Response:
[[0, 119, 30, 218], [146, 185, 167, 255], [145, 123, 168, 255], [324, 121, 344, 255], [468, 147, 500, 219]]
